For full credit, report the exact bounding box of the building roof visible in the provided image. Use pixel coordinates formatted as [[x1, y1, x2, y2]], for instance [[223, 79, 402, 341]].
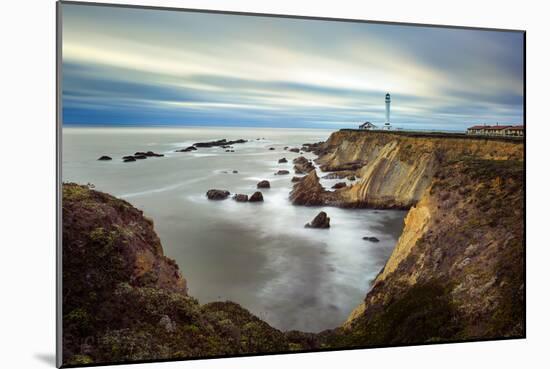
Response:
[[359, 121, 376, 127]]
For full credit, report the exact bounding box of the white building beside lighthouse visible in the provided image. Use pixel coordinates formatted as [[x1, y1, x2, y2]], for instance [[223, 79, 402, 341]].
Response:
[[384, 93, 392, 130]]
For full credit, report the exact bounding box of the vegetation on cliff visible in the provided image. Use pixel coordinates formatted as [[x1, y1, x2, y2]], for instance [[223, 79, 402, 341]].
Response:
[[62, 183, 312, 366], [325, 158, 524, 346]]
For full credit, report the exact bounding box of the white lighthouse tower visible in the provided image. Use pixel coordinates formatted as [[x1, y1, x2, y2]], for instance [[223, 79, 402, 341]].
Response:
[[384, 93, 391, 130]]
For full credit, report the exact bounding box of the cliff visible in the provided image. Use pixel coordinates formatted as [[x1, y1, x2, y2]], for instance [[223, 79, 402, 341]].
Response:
[[321, 157, 524, 346], [301, 130, 524, 208], [62, 184, 315, 366], [292, 130, 524, 345]]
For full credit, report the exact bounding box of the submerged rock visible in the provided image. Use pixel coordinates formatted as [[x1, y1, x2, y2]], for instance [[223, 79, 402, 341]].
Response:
[[98, 155, 112, 161], [269, 147, 275, 151], [249, 191, 264, 202], [363, 236, 380, 242], [305, 211, 330, 229], [135, 151, 164, 157], [232, 170, 238, 174], [194, 138, 246, 148], [278, 158, 288, 163], [176, 146, 197, 152], [288, 148, 300, 153], [134, 155, 147, 160], [233, 194, 248, 202], [257, 180, 270, 189], [206, 189, 230, 200], [275, 170, 290, 175], [123, 156, 136, 162]]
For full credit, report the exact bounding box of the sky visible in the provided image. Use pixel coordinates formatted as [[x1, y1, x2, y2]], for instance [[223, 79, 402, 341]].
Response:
[[61, 3, 524, 131]]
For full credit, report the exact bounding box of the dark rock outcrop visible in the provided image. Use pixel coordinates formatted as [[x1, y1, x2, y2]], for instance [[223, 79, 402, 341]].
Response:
[[206, 189, 230, 200], [176, 146, 197, 152], [98, 155, 112, 161], [275, 170, 290, 175], [305, 211, 330, 229], [194, 138, 247, 148], [291, 176, 302, 183], [269, 147, 275, 151], [257, 180, 270, 189], [288, 148, 300, 153], [233, 194, 248, 202], [278, 158, 288, 163], [135, 151, 164, 157], [362, 236, 380, 242], [134, 155, 147, 160], [123, 156, 136, 162], [249, 192, 264, 202]]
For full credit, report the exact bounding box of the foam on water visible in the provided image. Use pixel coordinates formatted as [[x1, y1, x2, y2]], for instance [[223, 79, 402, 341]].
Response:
[[62, 126, 405, 332]]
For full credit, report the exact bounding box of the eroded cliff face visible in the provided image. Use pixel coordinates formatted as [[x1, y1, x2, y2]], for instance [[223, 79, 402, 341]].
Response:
[[62, 184, 316, 366], [312, 130, 524, 208], [325, 158, 525, 346]]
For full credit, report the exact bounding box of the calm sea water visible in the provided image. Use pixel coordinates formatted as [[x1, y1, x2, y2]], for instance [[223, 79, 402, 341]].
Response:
[[62, 126, 405, 332]]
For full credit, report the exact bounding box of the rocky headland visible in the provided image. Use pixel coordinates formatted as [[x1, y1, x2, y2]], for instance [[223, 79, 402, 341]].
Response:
[[62, 183, 315, 366], [292, 130, 525, 345], [62, 130, 524, 365]]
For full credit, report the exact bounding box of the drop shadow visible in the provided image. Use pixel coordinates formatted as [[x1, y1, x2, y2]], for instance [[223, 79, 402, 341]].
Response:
[[34, 353, 56, 367]]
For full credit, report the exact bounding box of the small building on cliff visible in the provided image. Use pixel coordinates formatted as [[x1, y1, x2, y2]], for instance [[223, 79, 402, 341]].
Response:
[[467, 124, 524, 137], [359, 121, 377, 130]]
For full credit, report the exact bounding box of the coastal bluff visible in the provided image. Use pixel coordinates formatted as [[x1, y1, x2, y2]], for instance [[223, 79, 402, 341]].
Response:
[[293, 130, 525, 345], [61, 128, 525, 364], [62, 184, 316, 366], [294, 129, 524, 209]]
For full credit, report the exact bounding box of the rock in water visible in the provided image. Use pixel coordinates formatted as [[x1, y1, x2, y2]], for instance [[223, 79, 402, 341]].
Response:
[[257, 180, 270, 189], [232, 170, 238, 174], [176, 146, 197, 152], [98, 155, 112, 161], [332, 182, 347, 189], [206, 189, 230, 200], [123, 156, 136, 162], [293, 156, 315, 174], [269, 147, 275, 151], [233, 194, 248, 202], [249, 191, 264, 202], [290, 170, 331, 206], [135, 151, 164, 157], [193, 138, 246, 147], [275, 170, 290, 175], [291, 176, 302, 183], [363, 236, 380, 242], [347, 176, 356, 181], [288, 148, 300, 153], [278, 158, 288, 163], [305, 211, 330, 229]]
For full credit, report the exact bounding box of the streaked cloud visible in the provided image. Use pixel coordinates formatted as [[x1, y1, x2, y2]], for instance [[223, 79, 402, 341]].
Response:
[[61, 3, 524, 130]]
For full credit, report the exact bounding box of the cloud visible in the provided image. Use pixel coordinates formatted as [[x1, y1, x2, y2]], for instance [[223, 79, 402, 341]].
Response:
[[61, 3, 524, 130]]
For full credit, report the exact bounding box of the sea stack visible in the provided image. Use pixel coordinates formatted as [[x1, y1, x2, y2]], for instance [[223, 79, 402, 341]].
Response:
[[305, 211, 330, 229]]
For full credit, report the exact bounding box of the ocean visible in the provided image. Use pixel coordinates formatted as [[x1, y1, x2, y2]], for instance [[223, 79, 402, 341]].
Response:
[[62, 126, 405, 333]]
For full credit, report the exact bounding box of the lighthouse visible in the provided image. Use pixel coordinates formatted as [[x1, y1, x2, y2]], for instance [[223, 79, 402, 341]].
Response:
[[384, 93, 391, 130]]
